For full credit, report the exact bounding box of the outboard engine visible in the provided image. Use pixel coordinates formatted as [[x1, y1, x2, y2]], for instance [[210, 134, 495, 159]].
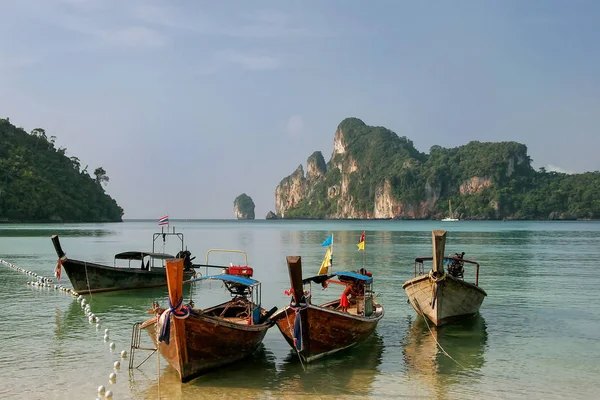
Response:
[[447, 252, 465, 279], [176, 250, 195, 271]]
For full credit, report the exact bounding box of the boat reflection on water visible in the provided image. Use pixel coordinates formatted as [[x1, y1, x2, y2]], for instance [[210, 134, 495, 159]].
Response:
[[56, 285, 193, 336], [130, 344, 279, 399], [402, 314, 487, 392], [130, 333, 383, 399], [275, 331, 384, 398]]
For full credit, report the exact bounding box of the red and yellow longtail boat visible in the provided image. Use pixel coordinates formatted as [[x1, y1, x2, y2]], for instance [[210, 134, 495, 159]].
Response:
[[270, 255, 384, 363]]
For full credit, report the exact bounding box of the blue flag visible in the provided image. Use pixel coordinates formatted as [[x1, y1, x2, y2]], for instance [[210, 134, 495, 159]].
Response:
[[321, 234, 333, 247]]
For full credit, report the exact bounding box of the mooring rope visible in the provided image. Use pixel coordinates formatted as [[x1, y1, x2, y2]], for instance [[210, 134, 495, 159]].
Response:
[[285, 300, 309, 371], [155, 313, 161, 400], [84, 261, 93, 300], [407, 275, 465, 369]]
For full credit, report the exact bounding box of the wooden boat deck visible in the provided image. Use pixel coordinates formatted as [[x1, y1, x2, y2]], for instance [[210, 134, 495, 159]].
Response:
[[324, 304, 360, 315], [224, 316, 251, 325]]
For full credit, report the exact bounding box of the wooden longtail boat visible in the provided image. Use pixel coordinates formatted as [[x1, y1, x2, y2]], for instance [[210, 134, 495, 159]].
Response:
[[270, 256, 384, 363], [402, 230, 487, 327], [50, 227, 196, 294], [140, 252, 277, 383]]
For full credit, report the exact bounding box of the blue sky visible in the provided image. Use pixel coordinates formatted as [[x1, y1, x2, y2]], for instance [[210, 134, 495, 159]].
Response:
[[1, 0, 598, 219]]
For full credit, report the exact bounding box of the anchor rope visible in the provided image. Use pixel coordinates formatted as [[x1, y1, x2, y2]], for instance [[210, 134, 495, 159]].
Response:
[[407, 275, 465, 369], [155, 312, 161, 400], [84, 261, 93, 300], [285, 298, 309, 371]]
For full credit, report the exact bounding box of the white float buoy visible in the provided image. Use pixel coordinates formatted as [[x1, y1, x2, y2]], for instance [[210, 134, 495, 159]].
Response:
[[105, 329, 109, 335], [96, 323, 101, 330], [120, 350, 127, 359], [97, 385, 105, 395], [109, 342, 115, 349], [113, 361, 120, 370], [105, 390, 113, 399], [109, 372, 116, 382], [103, 334, 109, 342]]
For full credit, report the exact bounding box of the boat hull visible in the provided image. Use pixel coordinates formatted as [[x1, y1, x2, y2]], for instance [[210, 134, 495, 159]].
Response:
[[61, 258, 195, 294], [272, 301, 384, 363], [403, 274, 487, 327], [141, 310, 271, 382]]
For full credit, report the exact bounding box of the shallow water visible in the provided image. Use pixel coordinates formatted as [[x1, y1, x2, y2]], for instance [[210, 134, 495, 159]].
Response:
[[0, 220, 599, 399]]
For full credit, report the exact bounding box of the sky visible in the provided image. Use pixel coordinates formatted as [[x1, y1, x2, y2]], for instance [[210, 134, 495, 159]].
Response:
[[1, 0, 599, 219]]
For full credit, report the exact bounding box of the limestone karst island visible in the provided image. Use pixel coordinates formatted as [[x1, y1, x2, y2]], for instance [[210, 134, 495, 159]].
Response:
[[233, 193, 255, 220], [274, 118, 600, 220]]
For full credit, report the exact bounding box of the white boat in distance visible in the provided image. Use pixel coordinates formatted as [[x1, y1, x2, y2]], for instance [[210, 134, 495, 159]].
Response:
[[441, 200, 459, 221]]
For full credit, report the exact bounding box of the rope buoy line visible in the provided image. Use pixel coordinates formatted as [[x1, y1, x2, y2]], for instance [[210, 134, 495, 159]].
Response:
[[1, 258, 128, 399]]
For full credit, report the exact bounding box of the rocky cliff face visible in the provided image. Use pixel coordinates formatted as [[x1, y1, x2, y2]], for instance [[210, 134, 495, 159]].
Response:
[[275, 151, 329, 217], [459, 176, 492, 195], [274, 118, 535, 220], [306, 151, 327, 181], [275, 165, 306, 218], [374, 180, 396, 219]]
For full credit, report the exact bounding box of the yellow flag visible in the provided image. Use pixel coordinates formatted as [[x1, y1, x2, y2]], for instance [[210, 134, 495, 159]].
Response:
[[318, 247, 332, 275], [357, 231, 365, 251]]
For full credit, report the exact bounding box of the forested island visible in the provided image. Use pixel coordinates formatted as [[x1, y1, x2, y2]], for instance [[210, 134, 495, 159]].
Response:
[[0, 118, 124, 222], [275, 118, 600, 220]]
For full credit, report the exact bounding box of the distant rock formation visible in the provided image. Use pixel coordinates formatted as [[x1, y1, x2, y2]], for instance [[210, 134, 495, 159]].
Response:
[[273, 117, 598, 220], [233, 193, 255, 220], [265, 211, 279, 220]]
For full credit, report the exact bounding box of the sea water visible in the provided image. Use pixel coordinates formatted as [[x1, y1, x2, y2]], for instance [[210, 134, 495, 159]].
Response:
[[0, 220, 599, 399]]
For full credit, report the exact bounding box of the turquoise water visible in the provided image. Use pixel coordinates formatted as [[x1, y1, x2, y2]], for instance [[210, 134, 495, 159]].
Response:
[[1, 220, 599, 399]]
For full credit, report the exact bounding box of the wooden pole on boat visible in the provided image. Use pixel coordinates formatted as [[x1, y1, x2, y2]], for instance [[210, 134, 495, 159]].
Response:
[[286, 256, 310, 360], [432, 230, 447, 274], [165, 258, 188, 371], [287, 256, 305, 305], [51, 235, 66, 259]]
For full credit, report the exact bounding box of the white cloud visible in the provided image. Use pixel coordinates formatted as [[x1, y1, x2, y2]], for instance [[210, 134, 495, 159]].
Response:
[[12, 0, 168, 49], [131, 4, 310, 39], [217, 50, 281, 71], [196, 50, 282, 74], [286, 115, 304, 137], [99, 26, 167, 48], [546, 164, 575, 174]]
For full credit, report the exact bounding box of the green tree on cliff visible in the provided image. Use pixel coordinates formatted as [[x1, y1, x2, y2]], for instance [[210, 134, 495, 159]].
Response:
[[94, 167, 110, 187]]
